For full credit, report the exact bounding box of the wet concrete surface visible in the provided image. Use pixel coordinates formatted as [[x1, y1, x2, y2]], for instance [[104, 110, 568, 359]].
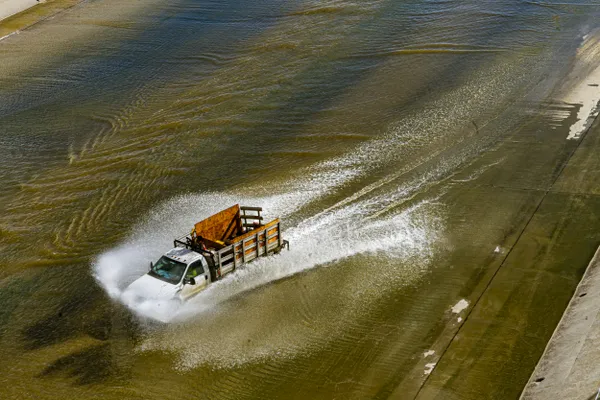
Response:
[[411, 102, 600, 399], [519, 114, 600, 398]]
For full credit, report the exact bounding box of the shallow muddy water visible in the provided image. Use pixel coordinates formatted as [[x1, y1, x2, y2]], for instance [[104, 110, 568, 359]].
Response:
[[2, 1, 600, 399]]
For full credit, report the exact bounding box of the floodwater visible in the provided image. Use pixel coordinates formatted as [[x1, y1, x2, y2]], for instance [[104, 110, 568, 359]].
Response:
[[2, 0, 600, 399]]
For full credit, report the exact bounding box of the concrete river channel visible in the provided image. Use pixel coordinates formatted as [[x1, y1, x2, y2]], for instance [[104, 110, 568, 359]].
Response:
[[2, 0, 600, 399]]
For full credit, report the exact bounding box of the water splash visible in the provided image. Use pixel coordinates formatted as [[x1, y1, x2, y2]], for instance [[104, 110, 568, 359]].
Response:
[[175, 199, 442, 321], [93, 183, 442, 321], [136, 199, 443, 369]]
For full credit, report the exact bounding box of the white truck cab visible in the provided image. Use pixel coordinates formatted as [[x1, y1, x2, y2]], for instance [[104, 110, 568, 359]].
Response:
[[126, 247, 213, 305]]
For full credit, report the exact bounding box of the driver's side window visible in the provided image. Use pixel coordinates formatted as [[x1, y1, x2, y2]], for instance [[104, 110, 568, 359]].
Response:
[[185, 261, 204, 279]]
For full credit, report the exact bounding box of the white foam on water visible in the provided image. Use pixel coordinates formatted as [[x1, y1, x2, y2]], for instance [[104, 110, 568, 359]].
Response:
[[451, 299, 469, 314], [94, 186, 442, 323], [137, 200, 443, 369], [549, 31, 600, 140], [93, 159, 363, 315], [424, 363, 437, 375], [92, 90, 458, 323], [423, 350, 435, 358], [565, 69, 600, 140]]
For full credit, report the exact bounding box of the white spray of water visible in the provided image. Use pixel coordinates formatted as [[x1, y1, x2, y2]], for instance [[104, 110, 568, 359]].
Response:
[[175, 200, 442, 320], [94, 182, 443, 323], [137, 200, 443, 369], [92, 146, 445, 365], [92, 70, 507, 324], [93, 161, 362, 315]]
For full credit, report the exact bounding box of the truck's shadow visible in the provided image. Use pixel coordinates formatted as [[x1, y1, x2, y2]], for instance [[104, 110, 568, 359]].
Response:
[[21, 286, 110, 351], [37, 343, 114, 385], [20, 266, 140, 385]]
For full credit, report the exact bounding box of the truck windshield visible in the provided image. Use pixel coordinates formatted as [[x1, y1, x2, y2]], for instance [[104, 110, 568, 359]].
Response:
[[149, 256, 187, 284]]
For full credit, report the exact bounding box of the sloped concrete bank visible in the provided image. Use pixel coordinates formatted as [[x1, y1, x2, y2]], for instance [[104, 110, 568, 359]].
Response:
[[0, 0, 84, 40], [521, 246, 600, 400], [0, 0, 40, 22]]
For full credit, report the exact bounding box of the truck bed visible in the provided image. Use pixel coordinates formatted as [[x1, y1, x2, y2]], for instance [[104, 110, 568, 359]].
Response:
[[174, 204, 287, 280], [216, 218, 284, 275]]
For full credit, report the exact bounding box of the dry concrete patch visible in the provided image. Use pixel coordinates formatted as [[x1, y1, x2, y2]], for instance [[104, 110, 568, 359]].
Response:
[[0, 0, 43, 22], [0, 0, 86, 41]]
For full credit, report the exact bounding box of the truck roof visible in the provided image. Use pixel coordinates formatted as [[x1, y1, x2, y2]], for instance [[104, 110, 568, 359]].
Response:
[[164, 247, 203, 265]]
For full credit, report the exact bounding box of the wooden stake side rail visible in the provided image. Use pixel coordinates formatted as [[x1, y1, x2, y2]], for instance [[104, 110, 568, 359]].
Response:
[[217, 222, 282, 275], [240, 206, 263, 233]]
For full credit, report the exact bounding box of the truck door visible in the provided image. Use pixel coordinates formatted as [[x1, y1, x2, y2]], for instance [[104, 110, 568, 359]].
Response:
[[180, 260, 210, 300]]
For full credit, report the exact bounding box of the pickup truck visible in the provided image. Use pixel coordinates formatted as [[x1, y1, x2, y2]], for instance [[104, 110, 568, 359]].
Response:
[[125, 204, 289, 306]]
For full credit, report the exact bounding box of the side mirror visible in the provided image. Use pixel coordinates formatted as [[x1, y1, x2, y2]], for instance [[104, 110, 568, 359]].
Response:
[[149, 262, 153, 271], [183, 277, 196, 285]]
